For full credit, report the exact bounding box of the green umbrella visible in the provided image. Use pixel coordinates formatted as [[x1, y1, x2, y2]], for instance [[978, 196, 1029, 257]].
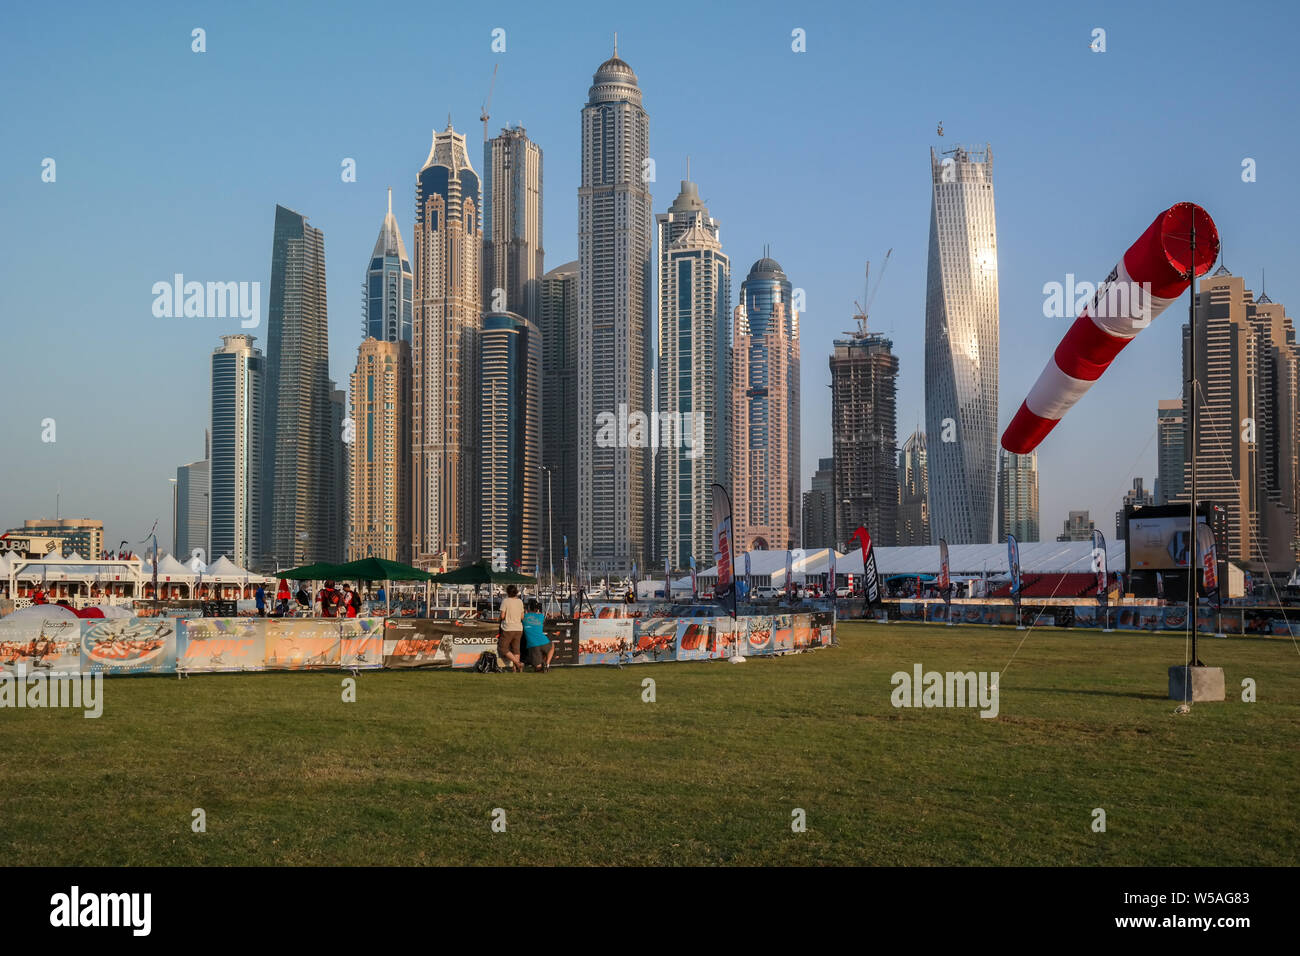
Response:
[[278, 562, 347, 580], [429, 561, 536, 586], [331, 557, 434, 582]]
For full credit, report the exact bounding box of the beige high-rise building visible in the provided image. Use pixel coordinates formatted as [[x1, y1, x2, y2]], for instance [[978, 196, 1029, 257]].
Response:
[[349, 339, 412, 562], [412, 122, 482, 570], [1181, 268, 1300, 570], [1182, 269, 1262, 568], [731, 255, 800, 552], [997, 450, 1039, 543]]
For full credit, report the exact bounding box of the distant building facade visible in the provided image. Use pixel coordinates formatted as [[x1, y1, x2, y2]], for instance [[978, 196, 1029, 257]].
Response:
[[483, 126, 544, 322], [540, 261, 579, 576], [802, 457, 835, 551], [210, 334, 263, 567], [12, 519, 104, 560], [1057, 510, 1095, 542], [480, 312, 542, 572], [731, 255, 800, 552], [897, 430, 931, 547], [175, 459, 209, 562], [998, 450, 1039, 543], [1115, 477, 1153, 540], [1156, 398, 1185, 505]]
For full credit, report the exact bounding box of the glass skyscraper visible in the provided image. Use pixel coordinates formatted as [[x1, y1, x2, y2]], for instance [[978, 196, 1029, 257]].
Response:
[[264, 204, 337, 568], [365, 188, 413, 343], [924, 144, 1000, 544]]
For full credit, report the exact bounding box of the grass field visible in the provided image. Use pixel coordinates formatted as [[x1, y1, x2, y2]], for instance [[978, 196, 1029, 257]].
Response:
[[3, 622, 1298, 866]]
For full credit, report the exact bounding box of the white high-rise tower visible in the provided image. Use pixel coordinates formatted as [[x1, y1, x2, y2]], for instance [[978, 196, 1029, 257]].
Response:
[[578, 41, 652, 578], [924, 144, 1000, 544]]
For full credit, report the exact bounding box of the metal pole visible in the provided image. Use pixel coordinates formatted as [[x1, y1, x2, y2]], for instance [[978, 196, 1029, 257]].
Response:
[[1186, 221, 1199, 668]]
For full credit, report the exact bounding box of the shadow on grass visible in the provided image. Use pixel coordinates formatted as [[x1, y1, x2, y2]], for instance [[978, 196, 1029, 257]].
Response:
[[1013, 686, 1170, 702]]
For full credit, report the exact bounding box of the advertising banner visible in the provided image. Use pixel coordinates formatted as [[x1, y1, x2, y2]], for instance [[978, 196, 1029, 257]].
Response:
[[632, 618, 678, 664], [81, 618, 177, 675], [577, 617, 633, 666], [264, 619, 341, 670], [770, 613, 795, 652], [675, 619, 714, 661], [0, 617, 82, 675], [382, 619, 454, 669], [338, 618, 385, 670], [741, 615, 774, 656], [542, 619, 579, 666], [177, 618, 264, 672]]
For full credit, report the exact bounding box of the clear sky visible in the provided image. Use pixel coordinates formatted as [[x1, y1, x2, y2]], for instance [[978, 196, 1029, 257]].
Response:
[[2, 0, 1297, 552]]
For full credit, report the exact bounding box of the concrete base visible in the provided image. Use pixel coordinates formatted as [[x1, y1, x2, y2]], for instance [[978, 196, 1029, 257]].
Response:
[[1168, 665, 1226, 702]]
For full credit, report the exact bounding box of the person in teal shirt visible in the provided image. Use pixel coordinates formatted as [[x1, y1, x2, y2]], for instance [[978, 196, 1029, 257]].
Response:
[[522, 599, 553, 672]]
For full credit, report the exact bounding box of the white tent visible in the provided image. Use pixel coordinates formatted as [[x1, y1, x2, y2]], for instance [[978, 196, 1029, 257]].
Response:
[[204, 555, 246, 581]]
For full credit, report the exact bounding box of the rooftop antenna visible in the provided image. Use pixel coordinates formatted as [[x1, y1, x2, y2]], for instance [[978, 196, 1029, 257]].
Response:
[[613, 32, 618, 56], [480, 63, 498, 143], [387, 186, 392, 217]]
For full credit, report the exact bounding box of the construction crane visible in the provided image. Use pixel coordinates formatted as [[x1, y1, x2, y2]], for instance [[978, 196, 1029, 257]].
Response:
[[480, 63, 498, 143], [848, 248, 892, 337]]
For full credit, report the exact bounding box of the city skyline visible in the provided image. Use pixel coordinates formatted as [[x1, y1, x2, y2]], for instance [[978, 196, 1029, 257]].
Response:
[[5, 3, 1300, 556]]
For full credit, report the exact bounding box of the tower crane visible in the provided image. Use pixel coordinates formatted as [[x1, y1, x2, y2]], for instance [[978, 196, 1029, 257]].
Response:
[[480, 63, 498, 143], [849, 248, 892, 337]]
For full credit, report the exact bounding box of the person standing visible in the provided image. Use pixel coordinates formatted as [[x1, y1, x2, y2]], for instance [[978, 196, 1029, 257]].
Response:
[[522, 599, 553, 672], [497, 584, 525, 673], [318, 580, 339, 618], [255, 583, 267, 617]]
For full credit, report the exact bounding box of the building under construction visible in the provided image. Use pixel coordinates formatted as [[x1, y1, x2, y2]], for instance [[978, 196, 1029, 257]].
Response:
[[830, 305, 899, 548]]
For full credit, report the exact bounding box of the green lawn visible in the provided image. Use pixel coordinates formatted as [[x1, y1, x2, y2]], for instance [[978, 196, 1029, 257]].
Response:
[[3, 622, 1297, 865]]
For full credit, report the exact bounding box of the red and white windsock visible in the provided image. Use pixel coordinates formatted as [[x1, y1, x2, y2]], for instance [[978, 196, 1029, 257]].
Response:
[[1002, 203, 1219, 454]]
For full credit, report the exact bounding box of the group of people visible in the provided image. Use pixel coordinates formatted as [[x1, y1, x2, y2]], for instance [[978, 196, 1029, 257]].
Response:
[[495, 584, 553, 672], [253, 579, 385, 618]]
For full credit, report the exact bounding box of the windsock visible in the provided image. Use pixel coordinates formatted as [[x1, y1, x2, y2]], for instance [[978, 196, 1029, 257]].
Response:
[[1002, 203, 1219, 453]]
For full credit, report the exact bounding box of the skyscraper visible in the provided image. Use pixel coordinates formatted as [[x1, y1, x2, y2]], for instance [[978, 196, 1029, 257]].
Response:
[[210, 334, 263, 568], [997, 450, 1039, 543], [579, 43, 652, 578], [1057, 510, 1095, 542], [1156, 398, 1185, 505], [1183, 267, 1300, 569], [897, 430, 930, 547], [483, 126, 544, 322], [175, 457, 209, 563], [480, 312, 542, 572], [924, 144, 999, 544], [830, 320, 899, 547], [731, 255, 801, 552], [412, 122, 482, 571], [264, 205, 332, 570], [540, 261, 579, 577], [364, 189, 414, 343], [350, 340, 411, 562], [350, 194, 414, 562], [802, 457, 835, 550], [655, 177, 730, 571]]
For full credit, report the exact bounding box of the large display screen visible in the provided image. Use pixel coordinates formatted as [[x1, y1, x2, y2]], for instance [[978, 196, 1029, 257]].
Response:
[[1126, 513, 1208, 569]]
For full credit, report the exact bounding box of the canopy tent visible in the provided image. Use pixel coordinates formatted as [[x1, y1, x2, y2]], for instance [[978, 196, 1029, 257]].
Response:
[[430, 561, 536, 586], [331, 557, 433, 582], [204, 555, 249, 581]]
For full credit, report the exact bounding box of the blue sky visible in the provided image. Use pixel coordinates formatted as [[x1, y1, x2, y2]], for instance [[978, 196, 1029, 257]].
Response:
[[2, 0, 1297, 551]]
